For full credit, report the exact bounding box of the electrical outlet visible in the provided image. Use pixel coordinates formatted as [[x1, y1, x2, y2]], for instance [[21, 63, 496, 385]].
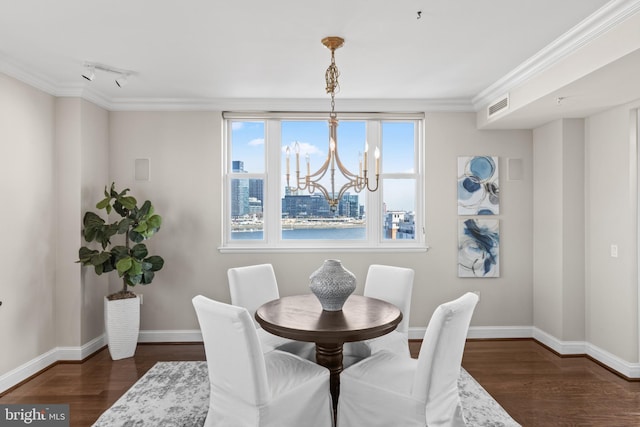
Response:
[[610, 244, 618, 258]]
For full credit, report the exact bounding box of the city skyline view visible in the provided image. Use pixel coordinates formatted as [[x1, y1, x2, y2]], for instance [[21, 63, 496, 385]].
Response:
[[231, 119, 417, 213]]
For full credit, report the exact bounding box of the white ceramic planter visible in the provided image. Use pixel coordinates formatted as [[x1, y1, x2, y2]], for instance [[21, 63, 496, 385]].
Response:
[[104, 296, 140, 360]]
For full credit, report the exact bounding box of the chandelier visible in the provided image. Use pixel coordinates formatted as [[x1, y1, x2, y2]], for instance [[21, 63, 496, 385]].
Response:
[[285, 36, 379, 212]]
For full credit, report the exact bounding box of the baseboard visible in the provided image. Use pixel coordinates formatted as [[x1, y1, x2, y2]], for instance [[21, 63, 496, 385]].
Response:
[[584, 341, 640, 379], [532, 327, 587, 355], [56, 335, 107, 360], [468, 325, 534, 339], [3, 326, 640, 394], [0, 335, 105, 394], [138, 329, 202, 343], [410, 325, 534, 340], [0, 348, 58, 395], [412, 325, 640, 379]]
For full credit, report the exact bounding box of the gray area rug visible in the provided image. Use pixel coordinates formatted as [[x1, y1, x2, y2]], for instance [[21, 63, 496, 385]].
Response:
[[93, 361, 520, 426]]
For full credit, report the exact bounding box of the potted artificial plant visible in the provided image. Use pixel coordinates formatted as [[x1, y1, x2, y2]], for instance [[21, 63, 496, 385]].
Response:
[[78, 183, 164, 360]]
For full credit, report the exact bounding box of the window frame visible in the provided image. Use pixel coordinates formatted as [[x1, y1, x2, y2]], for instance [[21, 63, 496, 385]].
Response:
[[221, 111, 427, 253]]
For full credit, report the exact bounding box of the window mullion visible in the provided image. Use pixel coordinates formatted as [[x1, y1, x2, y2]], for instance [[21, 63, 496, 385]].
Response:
[[222, 120, 231, 246], [366, 120, 382, 246], [265, 119, 281, 244], [416, 118, 425, 243]]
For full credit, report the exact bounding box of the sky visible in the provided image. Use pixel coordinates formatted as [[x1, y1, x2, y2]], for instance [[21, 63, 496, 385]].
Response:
[[231, 119, 416, 212]]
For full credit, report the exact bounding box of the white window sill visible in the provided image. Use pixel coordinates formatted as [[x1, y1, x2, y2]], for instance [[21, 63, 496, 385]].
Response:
[[218, 245, 430, 254]]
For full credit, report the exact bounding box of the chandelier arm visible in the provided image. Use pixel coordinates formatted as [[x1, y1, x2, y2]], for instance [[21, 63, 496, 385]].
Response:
[[331, 180, 365, 209], [365, 174, 380, 192], [332, 149, 361, 180], [295, 170, 310, 191], [337, 182, 358, 199], [310, 182, 334, 205], [307, 156, 332, 181]]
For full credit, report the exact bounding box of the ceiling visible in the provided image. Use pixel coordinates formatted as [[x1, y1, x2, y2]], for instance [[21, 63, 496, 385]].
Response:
[[1, 0, 638, 128]]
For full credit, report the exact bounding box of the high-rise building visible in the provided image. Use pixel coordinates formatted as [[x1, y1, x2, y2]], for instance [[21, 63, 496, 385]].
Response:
[[338, 193, 360, 218], [249, 179, 263, 205], [231, 161, 249, 217], [384, 211, 415, 239], [282, 193, 360, 218]]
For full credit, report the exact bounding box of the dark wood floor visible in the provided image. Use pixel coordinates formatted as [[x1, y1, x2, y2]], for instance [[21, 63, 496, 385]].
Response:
[[1, 340, 639, 426], [459, 340, 640, 427]]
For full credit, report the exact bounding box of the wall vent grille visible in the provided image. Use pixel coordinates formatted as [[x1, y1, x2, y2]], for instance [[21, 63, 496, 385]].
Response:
[[488, 95, 509, 118]]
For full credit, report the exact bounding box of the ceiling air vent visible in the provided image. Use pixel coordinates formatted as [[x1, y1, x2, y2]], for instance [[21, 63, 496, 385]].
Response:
[[487, 94, 509, 118]]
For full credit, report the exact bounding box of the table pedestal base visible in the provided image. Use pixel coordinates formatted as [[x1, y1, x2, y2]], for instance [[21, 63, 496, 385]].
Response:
[[255, 295, 402, 425], [315, 343, 343, 418]]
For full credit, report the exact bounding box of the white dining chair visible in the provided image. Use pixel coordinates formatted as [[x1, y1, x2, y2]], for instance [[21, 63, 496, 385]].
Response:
[[192, 295, 334, 427], [228, 263, 315, 358], [337, 292, 479, 427], [343, 264, 414, 365]]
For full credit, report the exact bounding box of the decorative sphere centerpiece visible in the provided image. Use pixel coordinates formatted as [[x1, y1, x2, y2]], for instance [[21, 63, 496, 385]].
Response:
[[309, 259, 356, 311]]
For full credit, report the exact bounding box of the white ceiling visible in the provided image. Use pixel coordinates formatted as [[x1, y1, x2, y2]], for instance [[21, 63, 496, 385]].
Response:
[[1, 0, 638, 128]]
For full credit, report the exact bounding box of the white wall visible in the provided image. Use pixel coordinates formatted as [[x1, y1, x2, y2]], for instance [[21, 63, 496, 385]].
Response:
[[80, 99, 110, 343], [562, 120, 586, 341], [55, 98, 110, 348], [533, 120, 564, 338], [0, 77, 111, 391], [422, 113, 533, 328], [585, 102, 639, 363], [533, 119, 585, 342], [108, 112, 221, 330], [0, 73, 57, 375], [54, 98, 82, 347], [106, 111, 534, 331]]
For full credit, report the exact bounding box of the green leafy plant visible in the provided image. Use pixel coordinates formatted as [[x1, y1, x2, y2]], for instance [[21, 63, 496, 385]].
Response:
[[78, 183, 164, 300]]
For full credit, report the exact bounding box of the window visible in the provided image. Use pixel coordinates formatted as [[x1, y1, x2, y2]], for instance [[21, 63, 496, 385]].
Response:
[[222, 112, 425, 251]]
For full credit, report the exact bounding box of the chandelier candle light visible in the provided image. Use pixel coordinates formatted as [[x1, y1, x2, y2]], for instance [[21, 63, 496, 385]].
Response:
[[286, 36, 380, 212]]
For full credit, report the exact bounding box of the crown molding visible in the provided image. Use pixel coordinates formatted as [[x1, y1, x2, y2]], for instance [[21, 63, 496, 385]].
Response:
[[77, 87, 115, 110], [4, 1, 638, 113], [102, 97, 474, 112], [472, 0, 640, 110], [0, 52, 59, 95], [0, 54, 473, 111]]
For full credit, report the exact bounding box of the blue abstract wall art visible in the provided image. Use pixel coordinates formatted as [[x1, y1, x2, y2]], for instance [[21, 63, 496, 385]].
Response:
[[458, 218, 500, 278], [458, 156, 499, 215]]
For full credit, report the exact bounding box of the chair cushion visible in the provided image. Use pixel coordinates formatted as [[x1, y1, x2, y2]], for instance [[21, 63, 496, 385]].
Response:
[[343, 331, 410, 368], [366, 331, 411, 357], [256, 329, 316, 360], [339, 351, 425, 427], [257, 328, 295, 353], [264, 350, 328, 398], [342, 350, 417, 396]]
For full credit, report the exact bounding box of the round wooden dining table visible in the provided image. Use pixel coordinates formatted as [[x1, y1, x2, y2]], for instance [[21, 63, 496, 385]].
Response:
[[255, 293, 402, 416]]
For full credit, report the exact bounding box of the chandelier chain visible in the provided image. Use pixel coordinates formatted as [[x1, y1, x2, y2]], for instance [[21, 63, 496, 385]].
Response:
[[325, 48, 340, 114], [286, 37, 379, 212]]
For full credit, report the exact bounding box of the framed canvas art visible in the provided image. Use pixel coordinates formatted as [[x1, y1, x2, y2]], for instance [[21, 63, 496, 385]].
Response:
[[458, 218, 500, 278], [458, 156, 499, 215]]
